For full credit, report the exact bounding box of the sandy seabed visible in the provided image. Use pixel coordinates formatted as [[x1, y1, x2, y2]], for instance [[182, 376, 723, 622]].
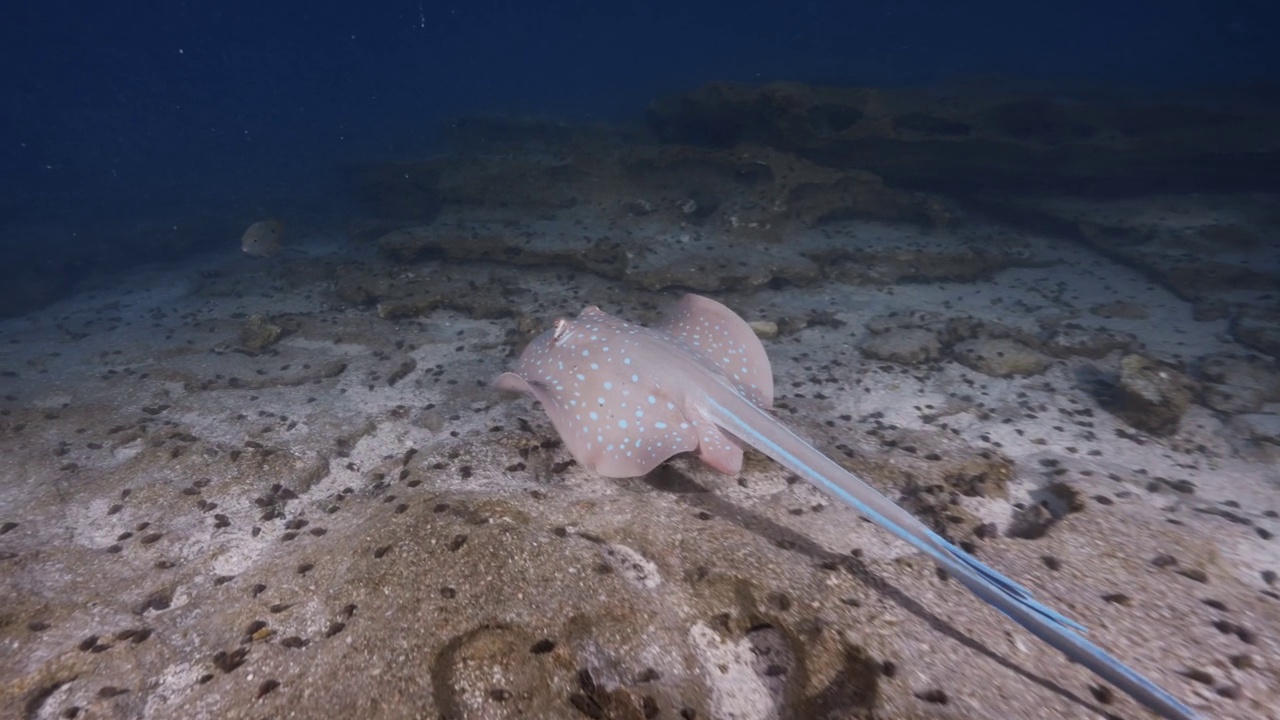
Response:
[[1, 207, 1278, 720]]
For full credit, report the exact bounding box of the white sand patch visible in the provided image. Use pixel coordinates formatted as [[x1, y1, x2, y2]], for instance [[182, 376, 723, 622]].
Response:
[[688, 622, 778, 720]]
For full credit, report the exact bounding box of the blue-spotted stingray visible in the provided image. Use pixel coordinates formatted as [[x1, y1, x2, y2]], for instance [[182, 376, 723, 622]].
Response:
[[495, 293, 1198, 720]]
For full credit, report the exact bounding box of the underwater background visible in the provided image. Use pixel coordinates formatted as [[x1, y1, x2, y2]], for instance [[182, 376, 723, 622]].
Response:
[[2, 2, 1279, 719], [4, 1, 1278, 278]]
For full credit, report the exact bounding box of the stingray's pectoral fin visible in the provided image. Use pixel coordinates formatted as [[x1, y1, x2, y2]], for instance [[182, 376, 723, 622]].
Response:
[[494, 372, 534, 394]]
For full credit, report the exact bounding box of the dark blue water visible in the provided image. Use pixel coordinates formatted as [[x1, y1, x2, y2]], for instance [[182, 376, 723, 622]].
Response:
[[1, 0, 1277, 313]]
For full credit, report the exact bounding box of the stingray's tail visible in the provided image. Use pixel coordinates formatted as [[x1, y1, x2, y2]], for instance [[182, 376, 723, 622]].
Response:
[[705, 392, 1201, 720]]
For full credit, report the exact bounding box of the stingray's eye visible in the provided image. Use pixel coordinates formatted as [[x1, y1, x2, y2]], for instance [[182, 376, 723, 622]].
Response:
[[552, 318, 572, 344]]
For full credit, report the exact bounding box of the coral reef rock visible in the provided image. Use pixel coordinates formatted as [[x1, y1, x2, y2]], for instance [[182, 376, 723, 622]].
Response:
[[1103, 353, 1197, 436]]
